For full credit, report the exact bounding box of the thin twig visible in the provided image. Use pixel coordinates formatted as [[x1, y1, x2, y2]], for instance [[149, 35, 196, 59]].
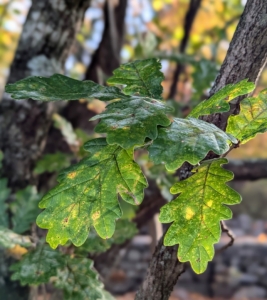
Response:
[[221, 141, 240, 158], [216, 221, 235, 255]]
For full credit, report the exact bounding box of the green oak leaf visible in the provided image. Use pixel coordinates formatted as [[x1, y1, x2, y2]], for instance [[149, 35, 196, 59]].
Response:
[[149, 117, 237, 171], [54, 257, 114, 300], [10, 244, 65, 285], [0, 178, 10, 227], [0, 226, 32, 249], [34, 152, 71, 174], [37, 138, 147, 249], [189, 79, 255, 118], [107, 58, 164, 99], [91, 96, 173, 148], [0, 150, 3, 168], [76, 219, 138, 255], [10, 186, 41, 234], [226, 90, 267, 143], [159, 158, 241, 274], [5, 74, 127, 101]]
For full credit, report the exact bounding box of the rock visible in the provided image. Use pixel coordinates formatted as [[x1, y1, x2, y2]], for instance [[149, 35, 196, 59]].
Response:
[[214, 263, 228, 274], [247, 264, 266, 277], [127, 249, 140, 262], [252, 220, 265, 236], [231, 228, 245, 238], [238, 214, 252, 234], [233, 286, 266, 299], [239, 273, 258, 284], [172, 288, 190, 300]]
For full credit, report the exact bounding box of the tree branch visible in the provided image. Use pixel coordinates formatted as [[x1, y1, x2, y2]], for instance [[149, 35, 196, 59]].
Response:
[[136, 1, 267, 299], [168, 0, 202, 99], [226, 159, 267, 181], [216, 221, 235, 255]]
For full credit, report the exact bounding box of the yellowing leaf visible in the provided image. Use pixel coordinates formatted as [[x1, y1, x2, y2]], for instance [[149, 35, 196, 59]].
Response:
[[189, 80, 255, 118], [159, 158, 241, 273], [7, 245, 28, 260], [227, 90, 267, 143], [37, 138, 147, 248]]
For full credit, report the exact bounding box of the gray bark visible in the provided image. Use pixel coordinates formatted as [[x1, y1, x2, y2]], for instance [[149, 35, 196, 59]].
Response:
[[62, 0, 128, 137], [135, 1, 267, 299], [0, 0, 91, 190], [203, 0, 267, 131]]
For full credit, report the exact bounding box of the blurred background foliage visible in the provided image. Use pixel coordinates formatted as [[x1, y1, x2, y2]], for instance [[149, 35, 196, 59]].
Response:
[[2, 1, 267, 298]]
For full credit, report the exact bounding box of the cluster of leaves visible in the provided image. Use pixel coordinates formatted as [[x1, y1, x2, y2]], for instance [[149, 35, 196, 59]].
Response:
[[6, 58, 267, 274], [0, 152, 137, 297], [10, 242, 114, 300]]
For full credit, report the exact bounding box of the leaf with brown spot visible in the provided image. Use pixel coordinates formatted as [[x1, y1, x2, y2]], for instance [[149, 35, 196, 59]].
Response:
[[227, 90, 267, 143], [37, 138, 147, 248]]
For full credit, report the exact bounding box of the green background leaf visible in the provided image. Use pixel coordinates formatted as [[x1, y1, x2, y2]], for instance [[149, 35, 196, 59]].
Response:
[[227, 90, 267, 143], [91, 96, 173, 148], [37, 138, 147, 248], [10, 186, 41, 234], [149, 117, 237, 171], [76, 219, 138, 255], [159, 158, 241, 273], [54, 257, 114, 300], [34, 152, 71, 175], [5, 74, 127, 102], [0, 227, 32, 249], [189, 80, 255, 118], [10, 244, 65, 285], [0, 178, 10, 227], [107, 58, 164, 99]]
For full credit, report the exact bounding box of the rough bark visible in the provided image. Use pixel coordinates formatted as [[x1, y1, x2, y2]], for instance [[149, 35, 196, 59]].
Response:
[[226, 159, 267, 181], [203, 0, 267, 131], [85, 0, 127, 83], [0, 0, 91, 190], [135, 237, 185, 300], [168, 0, 202, 99], [135, 1, 267, 299]]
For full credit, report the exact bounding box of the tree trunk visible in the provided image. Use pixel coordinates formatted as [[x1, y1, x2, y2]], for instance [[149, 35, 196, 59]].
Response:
[[0, 0, 91, 190], [204, 0, 267, 131], [135, 1, 267, 299], [168, 0, 202, 99], [85, 0, 127, 83], [226, 159, 267, 181], [135, 239, 184, 300], [62, 0, 128, 143]]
